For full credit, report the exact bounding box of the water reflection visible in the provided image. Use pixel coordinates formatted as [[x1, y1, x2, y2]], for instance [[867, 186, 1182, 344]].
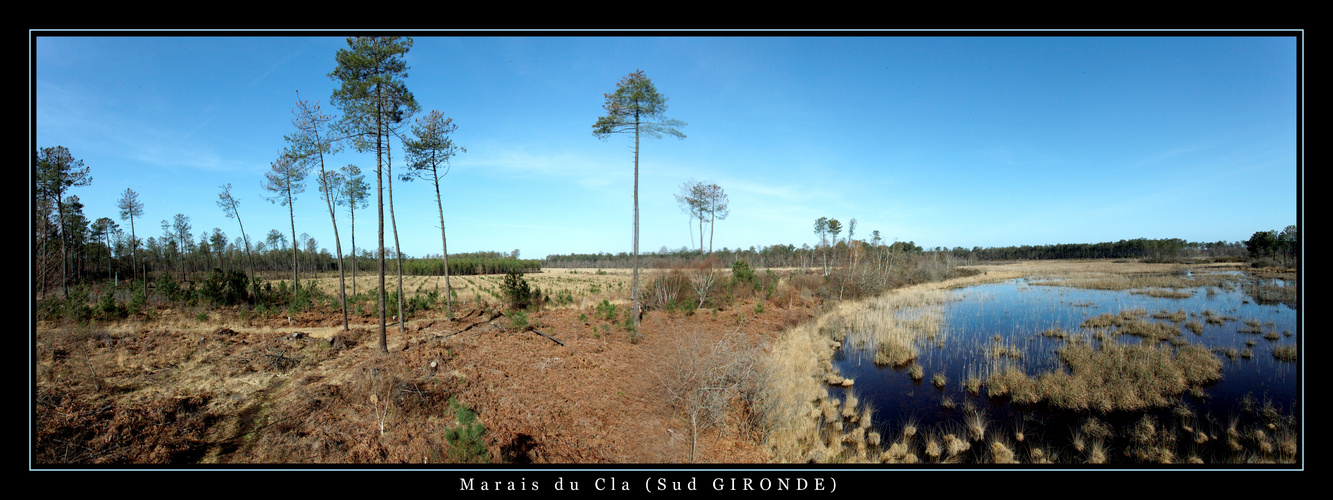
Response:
[[830, 272, 1299, 463]]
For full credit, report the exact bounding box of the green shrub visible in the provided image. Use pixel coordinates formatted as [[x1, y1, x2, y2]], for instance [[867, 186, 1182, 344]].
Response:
[[506, 309, 529, 330], [97, 289, 127, 320], [288, 283, 312, 315], [36, 297, 63, 322], [596, 299, 617, 321], [128, 283, 146, 316], [501, 271, 533, 310], [444, 397, 489, 463], [732, 258, 755, 283], [156, 273, 182, 303], [198, 268, 251, 306]]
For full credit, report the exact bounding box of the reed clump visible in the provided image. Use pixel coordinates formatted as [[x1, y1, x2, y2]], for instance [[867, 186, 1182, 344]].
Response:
[[1152, 309, 1188, 323], [984, 337, 1220, 413], [1133, 288, 1194, 299], [989, 438, 1017, 464], [1272, 345, 1297, 362], [1039, 327, 1068, 339], [908, 364, 924, 381]]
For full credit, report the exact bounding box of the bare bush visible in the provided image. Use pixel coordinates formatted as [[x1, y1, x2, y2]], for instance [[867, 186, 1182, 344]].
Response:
[[644, 266, 691, 311], [656, 329, 768, 462], [688, 259, 722, 308]]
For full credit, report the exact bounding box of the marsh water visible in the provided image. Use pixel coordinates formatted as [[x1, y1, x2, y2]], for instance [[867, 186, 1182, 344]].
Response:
[[830, 272, 1299, 462]]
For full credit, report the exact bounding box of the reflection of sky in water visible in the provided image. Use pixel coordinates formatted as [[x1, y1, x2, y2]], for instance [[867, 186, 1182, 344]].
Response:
[[832, 275, 1298, 440]]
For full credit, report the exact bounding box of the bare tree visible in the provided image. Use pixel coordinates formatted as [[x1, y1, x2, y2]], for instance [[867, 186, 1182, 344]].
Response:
[[656, 329, 766, 462], [675, 179, 707, 255], [688, 258, 721, 309], [700, 183, 730, 255], [847, 218, 858, 267], [261, 153, 311, 290]]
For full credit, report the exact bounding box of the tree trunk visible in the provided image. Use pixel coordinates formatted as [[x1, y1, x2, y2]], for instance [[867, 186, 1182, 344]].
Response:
[[349, 206, 357, 298], [376, 88, 388, 354], [287, 185, 299, 291], [698, 216, 704, 256], [57, 194, 69, 298], [129, 216, 138, 285], [323, 171, 349, 331], [387, 136, 406, 340], [434, 173, 453, 319], [708, 206, 715, 255], [632, 112, 641, 327]]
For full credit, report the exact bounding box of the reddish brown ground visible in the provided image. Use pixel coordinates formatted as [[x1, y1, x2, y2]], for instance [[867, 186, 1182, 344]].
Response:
[[34, 289, 819, 465]]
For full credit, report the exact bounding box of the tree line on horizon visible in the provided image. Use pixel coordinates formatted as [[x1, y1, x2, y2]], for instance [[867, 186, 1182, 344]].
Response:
[[539, 233, 1292, 270]]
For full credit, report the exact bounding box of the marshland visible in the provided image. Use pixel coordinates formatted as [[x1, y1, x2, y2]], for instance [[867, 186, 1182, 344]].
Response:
[[35, 35, 1299, 475], [763, 260, 1299, 464]]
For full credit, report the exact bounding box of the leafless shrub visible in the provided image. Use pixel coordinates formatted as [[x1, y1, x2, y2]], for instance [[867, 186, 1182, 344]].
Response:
[[688, 259, 722, 309], [644, 266, 691, 310], [656, 328, 768, 462]]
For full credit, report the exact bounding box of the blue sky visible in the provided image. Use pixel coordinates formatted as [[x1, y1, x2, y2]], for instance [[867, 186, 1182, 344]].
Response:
[[33, 33, 1300, 259]]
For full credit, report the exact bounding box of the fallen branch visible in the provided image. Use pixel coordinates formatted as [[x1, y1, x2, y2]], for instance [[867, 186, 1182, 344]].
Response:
[[529, 328, 566, 347], [442, 311, 503, 339]]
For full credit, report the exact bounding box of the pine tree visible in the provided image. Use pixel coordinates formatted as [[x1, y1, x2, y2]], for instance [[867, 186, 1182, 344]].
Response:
[[36, 146, 92, 298], [287, 91, 350, 330], [403, 109, 465, 319], [593, 70, 686, 327], [261, 153, 311, 291], [118, 188, 145, 296], [329, 36, 417, 353]]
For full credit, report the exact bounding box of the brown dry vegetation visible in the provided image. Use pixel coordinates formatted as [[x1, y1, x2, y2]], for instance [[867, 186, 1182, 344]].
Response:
[[34, 267, 822, 465], [34, 260, 1297, 466]]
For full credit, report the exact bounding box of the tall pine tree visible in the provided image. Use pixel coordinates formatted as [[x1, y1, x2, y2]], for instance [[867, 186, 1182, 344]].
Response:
[[329, 36, 417, 353], [593, 70, 686, 327]]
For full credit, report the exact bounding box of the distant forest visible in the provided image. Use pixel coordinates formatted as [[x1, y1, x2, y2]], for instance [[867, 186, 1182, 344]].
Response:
[[539, 236, 1261, 270]]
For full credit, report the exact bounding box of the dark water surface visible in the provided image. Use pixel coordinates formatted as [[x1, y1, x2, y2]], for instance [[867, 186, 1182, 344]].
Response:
[[830, 273, 1299, 462]]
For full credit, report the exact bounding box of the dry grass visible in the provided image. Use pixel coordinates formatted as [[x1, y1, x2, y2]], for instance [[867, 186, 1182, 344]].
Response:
[[304, 268, 638, 312], [1081, 309, 1182, 342], [983, 337, 1221, 413], [1272, 345, 1298, 362], [758, 259, 1291, 464], [1132, 288, 1195, 299], [989, 437, 1017, 464], [1011, 260, 1242, 293], [759, 268, 1026, 463], [965, 409, 988, 442]]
